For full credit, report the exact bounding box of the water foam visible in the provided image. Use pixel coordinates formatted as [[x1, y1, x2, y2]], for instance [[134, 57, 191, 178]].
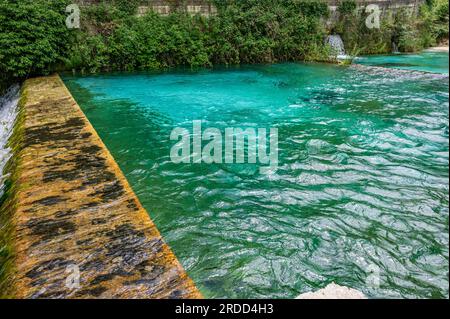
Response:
[[0, 84, 20, 196]]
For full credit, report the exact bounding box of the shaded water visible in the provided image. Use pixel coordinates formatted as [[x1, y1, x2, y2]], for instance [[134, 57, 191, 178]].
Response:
[[63, 53, 449, 299]]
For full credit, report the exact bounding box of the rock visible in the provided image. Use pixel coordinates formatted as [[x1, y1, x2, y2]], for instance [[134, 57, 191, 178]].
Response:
[[296, 283, 367, 299]]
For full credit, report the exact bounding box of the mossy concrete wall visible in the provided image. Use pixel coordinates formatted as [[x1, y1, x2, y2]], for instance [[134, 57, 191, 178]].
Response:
[[77, 0, 425, 20], [0, 75, 202, 299], [135, 0, 425, 17]]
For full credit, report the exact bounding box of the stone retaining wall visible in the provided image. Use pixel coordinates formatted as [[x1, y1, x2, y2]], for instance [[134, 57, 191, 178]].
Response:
[[138, 0, 424, 17], [77, 0, 425, 17]]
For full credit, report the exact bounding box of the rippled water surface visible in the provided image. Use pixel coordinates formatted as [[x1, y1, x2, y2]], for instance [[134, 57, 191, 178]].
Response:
[[64, 53, 449, 299], [356, 51, 449, 74]]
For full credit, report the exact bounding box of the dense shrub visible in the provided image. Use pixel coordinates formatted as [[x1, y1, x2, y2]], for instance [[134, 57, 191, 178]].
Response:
[[334, 0, 448, 55], [114, 0, 140, 15], [0, 0, 70, 85], [65, 0, 331, 72], [422, 0, 449, 42], [338, 0, 357, 15]]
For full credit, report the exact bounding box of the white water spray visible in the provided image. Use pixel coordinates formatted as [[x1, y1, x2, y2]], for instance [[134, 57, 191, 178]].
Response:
[[326, 34, 352, 62], [326, 35, 346, 57], [0, 84, 20, 195]]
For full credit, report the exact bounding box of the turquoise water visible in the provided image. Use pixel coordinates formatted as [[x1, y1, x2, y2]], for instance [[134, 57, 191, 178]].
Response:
[[63, 54, 449, 299], [356, 51, 449, 74]]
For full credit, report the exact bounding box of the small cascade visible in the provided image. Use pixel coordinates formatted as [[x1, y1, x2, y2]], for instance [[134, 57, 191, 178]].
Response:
[[392, 42, 400, 54], [326, 34, 346, 57], [326, 34, 352, 63], [0, 84, 20, 195]]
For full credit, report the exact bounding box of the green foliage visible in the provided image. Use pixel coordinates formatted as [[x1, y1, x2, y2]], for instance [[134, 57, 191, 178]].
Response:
[[83, 2, 121, 25], [421, 0, 449, 42], [114, 0, 140, 15], [65, 33, 110, 73], [393, 11, 420, 51], [1, 0, 447, 86], [338, 0, 357, 15], [207, 0, 329, 64], [334, 0, 449, 55], [393, 1, 449, 52], [64, 0, 331, 73], [0, 0, 71, 82], [434, 0, 449, 22], [336, 2, 388, 54]]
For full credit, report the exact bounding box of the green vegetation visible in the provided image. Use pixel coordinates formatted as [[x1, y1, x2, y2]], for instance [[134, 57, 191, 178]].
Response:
[[0, 0, 70, 92], [0, 0, 448, 92], [66, 0, 331, 73], [336, 0, 449, 54]]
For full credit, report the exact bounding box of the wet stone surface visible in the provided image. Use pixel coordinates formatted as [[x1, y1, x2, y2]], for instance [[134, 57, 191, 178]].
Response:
[[9, 75, 201, 299]]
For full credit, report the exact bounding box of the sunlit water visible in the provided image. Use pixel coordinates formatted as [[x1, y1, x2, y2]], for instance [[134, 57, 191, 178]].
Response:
[[63, 52, 449, 299], [355, 51, 449, 74]]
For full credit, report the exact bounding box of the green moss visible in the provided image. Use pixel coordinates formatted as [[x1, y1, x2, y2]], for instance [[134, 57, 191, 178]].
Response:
[[338, 0, 357, 15]]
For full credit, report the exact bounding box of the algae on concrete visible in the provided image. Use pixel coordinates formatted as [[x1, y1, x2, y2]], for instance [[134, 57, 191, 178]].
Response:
[[0, 75, 202, 299]]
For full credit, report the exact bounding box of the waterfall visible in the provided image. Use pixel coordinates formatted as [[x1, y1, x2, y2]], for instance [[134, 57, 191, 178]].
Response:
[[392, 42, 400, 54], [326, 35, 346, 58], [0, 84, 20, 195]]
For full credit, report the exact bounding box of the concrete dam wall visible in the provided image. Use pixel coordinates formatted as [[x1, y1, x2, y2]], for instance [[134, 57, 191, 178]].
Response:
[[0, 75, 202, 298]]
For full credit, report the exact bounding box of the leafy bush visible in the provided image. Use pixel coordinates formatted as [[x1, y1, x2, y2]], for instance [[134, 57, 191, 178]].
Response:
[[67, 0, 331, 72], [114, 0, 140, 15], [338, 0, 357, 15], [434, 0, 449, 21], [0, 0, 70, 83], [1, 0, 447, 88], [334, 0, 448, 55], [428, 0, 449, 41]]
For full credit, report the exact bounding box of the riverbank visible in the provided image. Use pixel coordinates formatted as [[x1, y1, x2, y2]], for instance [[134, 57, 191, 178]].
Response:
[[426, 45, 449, 52], [0, 75, 201, 298], [2, 0, 448, 91]]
